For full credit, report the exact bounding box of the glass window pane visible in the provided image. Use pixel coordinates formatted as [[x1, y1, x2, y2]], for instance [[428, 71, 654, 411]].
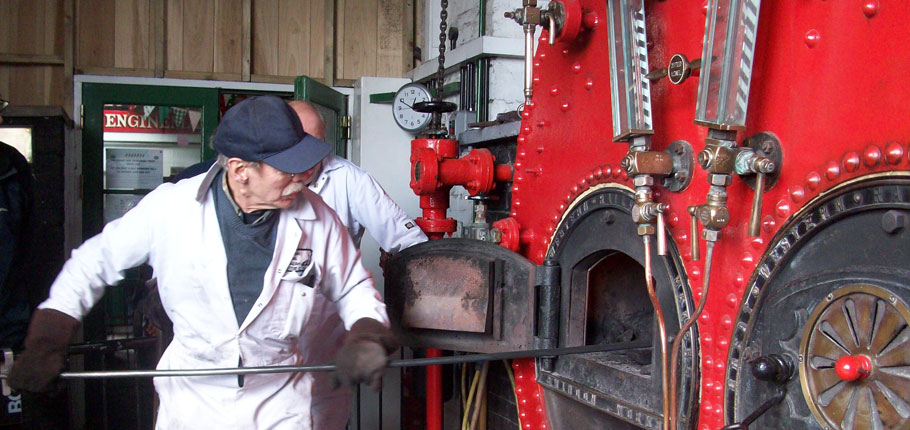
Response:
[[102, 104, 203, 223]]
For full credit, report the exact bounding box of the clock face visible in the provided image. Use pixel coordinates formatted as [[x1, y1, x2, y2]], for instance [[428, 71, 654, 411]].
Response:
[[393, 83, 432, 132]]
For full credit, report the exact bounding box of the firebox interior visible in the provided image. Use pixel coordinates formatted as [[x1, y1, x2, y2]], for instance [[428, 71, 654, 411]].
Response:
[[581, 251, 653, 372]]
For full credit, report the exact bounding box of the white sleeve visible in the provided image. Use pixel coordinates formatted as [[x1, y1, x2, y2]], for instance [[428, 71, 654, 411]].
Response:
[[319, 208, 390, 329], [349, 168, 427, 254], [39, 188, 163, 321]]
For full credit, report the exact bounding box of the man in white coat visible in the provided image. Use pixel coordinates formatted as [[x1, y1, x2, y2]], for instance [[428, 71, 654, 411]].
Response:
[[7, 96, 396, 429], [287, 101, 428, 430]]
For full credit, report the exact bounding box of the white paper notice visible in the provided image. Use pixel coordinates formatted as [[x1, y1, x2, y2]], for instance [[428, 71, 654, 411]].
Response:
[[106, 148, 164, 189]]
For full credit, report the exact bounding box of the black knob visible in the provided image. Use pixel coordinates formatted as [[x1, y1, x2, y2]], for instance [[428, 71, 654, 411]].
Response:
[[413, 100, 457, 114], [750, 354, 794, 385]]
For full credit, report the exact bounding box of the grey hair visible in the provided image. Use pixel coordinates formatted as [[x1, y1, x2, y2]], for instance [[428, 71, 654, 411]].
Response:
[[216, 153, 259, 169]]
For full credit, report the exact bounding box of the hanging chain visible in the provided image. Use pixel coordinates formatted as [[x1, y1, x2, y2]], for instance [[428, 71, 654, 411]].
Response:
[[435, 0, 448, 103]]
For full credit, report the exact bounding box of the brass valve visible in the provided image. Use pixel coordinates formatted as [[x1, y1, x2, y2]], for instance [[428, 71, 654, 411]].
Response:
[[633, 201, 668, 255], [505, 1, 543, 104], [697, 143, 737, 174], [689, 128, 737, 260], [735, 149, 777, 236], [505, 0, 573, 104], [688, 194, 729, 261], [695, 135, 780, 239]]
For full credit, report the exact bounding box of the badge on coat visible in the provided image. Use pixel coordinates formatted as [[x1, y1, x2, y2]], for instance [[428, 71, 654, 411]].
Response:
[[286, 248, 312, 275], [283, 248, 316, 286]]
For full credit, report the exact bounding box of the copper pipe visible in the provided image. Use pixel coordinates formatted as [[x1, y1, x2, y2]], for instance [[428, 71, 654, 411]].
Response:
[[668, 240, 715, 430], [688, 206, 700, 261], [469, 361, 490, 429], [643, 236, 670, 430], [748, 171, 765, 237]]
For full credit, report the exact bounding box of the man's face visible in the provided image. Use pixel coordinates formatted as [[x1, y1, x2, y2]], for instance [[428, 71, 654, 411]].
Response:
[[242, 162, 320, 210]]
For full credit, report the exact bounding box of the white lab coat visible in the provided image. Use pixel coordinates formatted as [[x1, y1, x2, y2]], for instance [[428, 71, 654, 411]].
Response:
[[302, 155, 427, 429], [309, 155, 427, 252], [40, 167, 389, 430]]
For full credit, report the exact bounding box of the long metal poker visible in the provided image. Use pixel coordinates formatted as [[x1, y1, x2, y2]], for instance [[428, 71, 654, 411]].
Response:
[[0, 340, 649, 380]]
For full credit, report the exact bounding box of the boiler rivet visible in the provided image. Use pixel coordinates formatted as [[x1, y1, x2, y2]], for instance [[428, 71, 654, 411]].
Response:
[[884, 142, 904, 164], [863, 1, 879, 18], [843, 152, 860, 172], [806, 171, 822, 190], [805, 29, 821, 48], [825, 161, 841, 180], [864, 145, 882, 167], [790, 185, 806, 203]]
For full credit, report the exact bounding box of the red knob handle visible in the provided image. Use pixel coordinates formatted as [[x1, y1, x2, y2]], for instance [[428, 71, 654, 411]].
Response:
[[835, 355, 872, 381]]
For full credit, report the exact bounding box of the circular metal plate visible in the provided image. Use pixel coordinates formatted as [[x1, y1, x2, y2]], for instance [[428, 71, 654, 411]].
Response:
[[743, 131, 783, 191], [800, 284, 910, 430]]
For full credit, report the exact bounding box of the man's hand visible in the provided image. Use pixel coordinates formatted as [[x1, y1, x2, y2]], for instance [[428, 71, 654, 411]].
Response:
[[333, 318, 397, 391], [8, 309, 79, 393]]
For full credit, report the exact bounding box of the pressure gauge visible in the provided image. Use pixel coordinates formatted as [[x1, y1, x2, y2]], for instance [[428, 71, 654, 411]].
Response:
[[393, 83, 432, 133]]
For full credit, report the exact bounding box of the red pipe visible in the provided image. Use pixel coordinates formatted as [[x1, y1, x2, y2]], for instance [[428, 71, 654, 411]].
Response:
[[426, 348, 443, 430], [495, 163, 514, 182], [409, 138, 513, 430]]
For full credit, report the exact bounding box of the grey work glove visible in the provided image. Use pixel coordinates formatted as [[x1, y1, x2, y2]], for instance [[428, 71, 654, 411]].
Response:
[[8, 309, 80, 394], [332, 318, 397, 391]]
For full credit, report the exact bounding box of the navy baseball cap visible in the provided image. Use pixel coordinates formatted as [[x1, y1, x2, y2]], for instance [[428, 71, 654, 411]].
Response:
[[214, 95, 332, 174]]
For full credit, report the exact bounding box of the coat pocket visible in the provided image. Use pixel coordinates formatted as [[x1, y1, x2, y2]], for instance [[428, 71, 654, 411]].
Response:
[[273, 279, 316, 340]]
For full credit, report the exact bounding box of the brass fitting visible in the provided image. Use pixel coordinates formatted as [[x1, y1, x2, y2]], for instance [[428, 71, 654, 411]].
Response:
[[697, 143, 737, 174], [622, 151, 675, 177]]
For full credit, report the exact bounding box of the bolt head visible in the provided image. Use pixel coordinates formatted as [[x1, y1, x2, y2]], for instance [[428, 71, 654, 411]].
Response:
[[702, 229, 720, 242], [604, 211, 616, 225], [881, 210, 907, 234], [708, 173, 732, 187], [638, 224, 655, 236], [633, 176, 654, 187]]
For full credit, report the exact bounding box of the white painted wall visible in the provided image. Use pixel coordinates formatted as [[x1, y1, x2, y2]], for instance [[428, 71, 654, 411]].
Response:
[[349, 76, 424, 430]]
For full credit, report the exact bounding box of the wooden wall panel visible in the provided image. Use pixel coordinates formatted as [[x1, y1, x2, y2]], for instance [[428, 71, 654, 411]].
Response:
[[76, 0, 115, 68], [113, 0, 152, 69], [277, 0, 311, 77], [377, 0, 406, 76], [339, 0, 377, 81], [336, 0, 413, 82], [251, 0, 279, 76], [181, 0, 215, 72], [2, 0, 416, 109], [166, 0, 183, 70], [0, 0, 65, 106], [214, 0, 243, 74], [307, 0, 324, 79]]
